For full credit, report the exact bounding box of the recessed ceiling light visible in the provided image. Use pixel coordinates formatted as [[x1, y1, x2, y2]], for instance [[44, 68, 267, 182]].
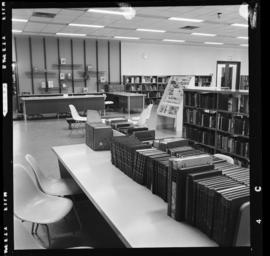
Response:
[[12, 18, 28, 22], [69, 23, 104, 28], [168, 17, 203, 23], [56, 32, 86, 37], [192, 32, 216, 37], [88, 8, 125, 16], [240, 44, 248, 47], [12, 29, 22, 33], [114, 36, 140, 40], [136, 28, 166, 33], [231, 23, 248, 27], [204, 42, 224, 45], [163, 39, 185, 43], [237, 36, 248, 39]]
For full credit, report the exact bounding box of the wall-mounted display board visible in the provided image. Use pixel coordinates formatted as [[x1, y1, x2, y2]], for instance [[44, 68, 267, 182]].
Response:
[[13, 36, 121, 112], [156, 75, 195, 134]]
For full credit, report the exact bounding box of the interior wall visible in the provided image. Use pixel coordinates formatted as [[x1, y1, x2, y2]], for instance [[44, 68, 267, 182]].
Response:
[[13, 35, 121, 95], [121, 42, 248, 86]]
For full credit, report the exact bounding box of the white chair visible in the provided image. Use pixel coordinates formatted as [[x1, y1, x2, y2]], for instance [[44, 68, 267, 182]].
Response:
[[214, 153, 234, 164], [14, 164, 73, 248], [25, 154, 82, 233], [129, 104, 153, 126], [103, 94, 114, 115], [69, 104, 87, 134], [25, 154, 81, 197]]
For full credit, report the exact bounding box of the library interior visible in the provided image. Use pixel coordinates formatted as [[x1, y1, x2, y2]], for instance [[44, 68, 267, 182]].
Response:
[[12, 4, 250, 250]]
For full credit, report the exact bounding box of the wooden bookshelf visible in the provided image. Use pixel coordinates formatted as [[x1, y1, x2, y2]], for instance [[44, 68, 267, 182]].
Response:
[[183, 88, 249, 167], [123, 75, 170, 104], [194, 75, 212, 87]]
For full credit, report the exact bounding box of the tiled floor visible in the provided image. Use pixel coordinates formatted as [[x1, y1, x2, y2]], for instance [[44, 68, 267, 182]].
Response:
[[13, 105, 181, 249]]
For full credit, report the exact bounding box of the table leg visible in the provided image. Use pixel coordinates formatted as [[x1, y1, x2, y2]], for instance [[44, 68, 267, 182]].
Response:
[[23, 102, 27, 121], [128, 96, 131, 119]]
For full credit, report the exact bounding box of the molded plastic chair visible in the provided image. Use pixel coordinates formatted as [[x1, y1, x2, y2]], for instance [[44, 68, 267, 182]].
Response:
[[103, 94, 114, 115], [69, 104, 86, 134], [14, 164, 73, 248], [214, 153, 234, 164], [69, 104, 87, 122], [25, 154, 81, 197], [129, 104, 153, 126]]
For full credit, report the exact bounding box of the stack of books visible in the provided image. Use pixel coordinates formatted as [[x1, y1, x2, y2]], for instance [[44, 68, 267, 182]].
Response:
[[132, 130, 155, 142], [153, 137, 189, 151]]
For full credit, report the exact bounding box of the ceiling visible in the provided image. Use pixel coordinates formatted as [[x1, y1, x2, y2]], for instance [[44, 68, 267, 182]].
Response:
[[12, 5, 249, 48]]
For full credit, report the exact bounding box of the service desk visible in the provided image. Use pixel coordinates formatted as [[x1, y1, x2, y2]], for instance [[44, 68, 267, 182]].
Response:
[[52, 143, 217, 248], [21, 95, 105, 121], [106, 92, 145, 118]]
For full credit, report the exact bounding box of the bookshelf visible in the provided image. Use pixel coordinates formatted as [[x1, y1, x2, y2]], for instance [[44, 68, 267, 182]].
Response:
[[239, 75, 249, 90], [194, 75, 212, 87], [123, 75, 170, 104], [183, 88, 249, 167]]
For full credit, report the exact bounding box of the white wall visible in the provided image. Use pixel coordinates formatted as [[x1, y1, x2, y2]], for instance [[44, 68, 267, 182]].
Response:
[[122, 42, 248, 86]]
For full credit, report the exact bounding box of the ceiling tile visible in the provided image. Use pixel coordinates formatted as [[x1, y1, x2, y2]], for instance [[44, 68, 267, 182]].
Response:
[[24, 22, 48, 32]]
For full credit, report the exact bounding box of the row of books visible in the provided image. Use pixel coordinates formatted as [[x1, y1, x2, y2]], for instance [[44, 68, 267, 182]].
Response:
[[183, 126, 215, 147], [239, 95, 249, 115], [184, 92, 249, 115], [110, 137, 250, 246], [126, 84, 166, 91], [132, 138, 190, 199], [194, 76, 212, 87], [124, 76, 158, 84], [167, 154, 249, 246], [184, 92, 217, 109], [184, 108, 216, 128], [217, 114, 249, 136], [218, 94, 239, 112], [213, 159, 250, 186], [216, 134, 249, 158], [111, 136, 152, 178], [239, 75, 249, 90]]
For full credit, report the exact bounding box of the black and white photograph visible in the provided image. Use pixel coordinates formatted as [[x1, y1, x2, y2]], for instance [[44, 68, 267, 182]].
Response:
[[2, 0, 262, 255]]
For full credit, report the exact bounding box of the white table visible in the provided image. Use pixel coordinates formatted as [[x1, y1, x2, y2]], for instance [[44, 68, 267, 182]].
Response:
[[52, 143, 217, 248]]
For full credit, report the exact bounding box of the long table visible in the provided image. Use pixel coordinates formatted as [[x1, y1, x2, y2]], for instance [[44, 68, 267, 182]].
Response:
[[52, 143, 217, 248], [21, 95, 105, 121], [106, 92, 145, 118]]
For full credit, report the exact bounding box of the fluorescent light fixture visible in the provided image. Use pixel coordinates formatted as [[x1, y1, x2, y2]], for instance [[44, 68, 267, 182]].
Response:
[[12, 29, 22, 33], [204, 42, 224, 45], [168, 17, 203, 22], [69, 23, 104, 28], [163, 39, 185, 43], [56, 32, 86, 37], [240, 44, 248, 47], [136, 28, 166, 33], [12, 18, 28, 22], [231, 23, 248, 27], [88, 8, 125, 15], [192, 32, 216, 37], [114, 36, 140, 40], [237, 36, 248, 39]]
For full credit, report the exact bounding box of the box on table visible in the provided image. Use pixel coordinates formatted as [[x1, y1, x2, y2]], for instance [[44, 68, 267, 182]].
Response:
[[86, 122, 113, 150]]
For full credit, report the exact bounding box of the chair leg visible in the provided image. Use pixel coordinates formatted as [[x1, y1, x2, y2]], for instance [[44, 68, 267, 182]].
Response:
[[34, 223, 39, 235], [73, 205, 82, 233], [44, 224, 51, 249], [31, 223, 35, 235]]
